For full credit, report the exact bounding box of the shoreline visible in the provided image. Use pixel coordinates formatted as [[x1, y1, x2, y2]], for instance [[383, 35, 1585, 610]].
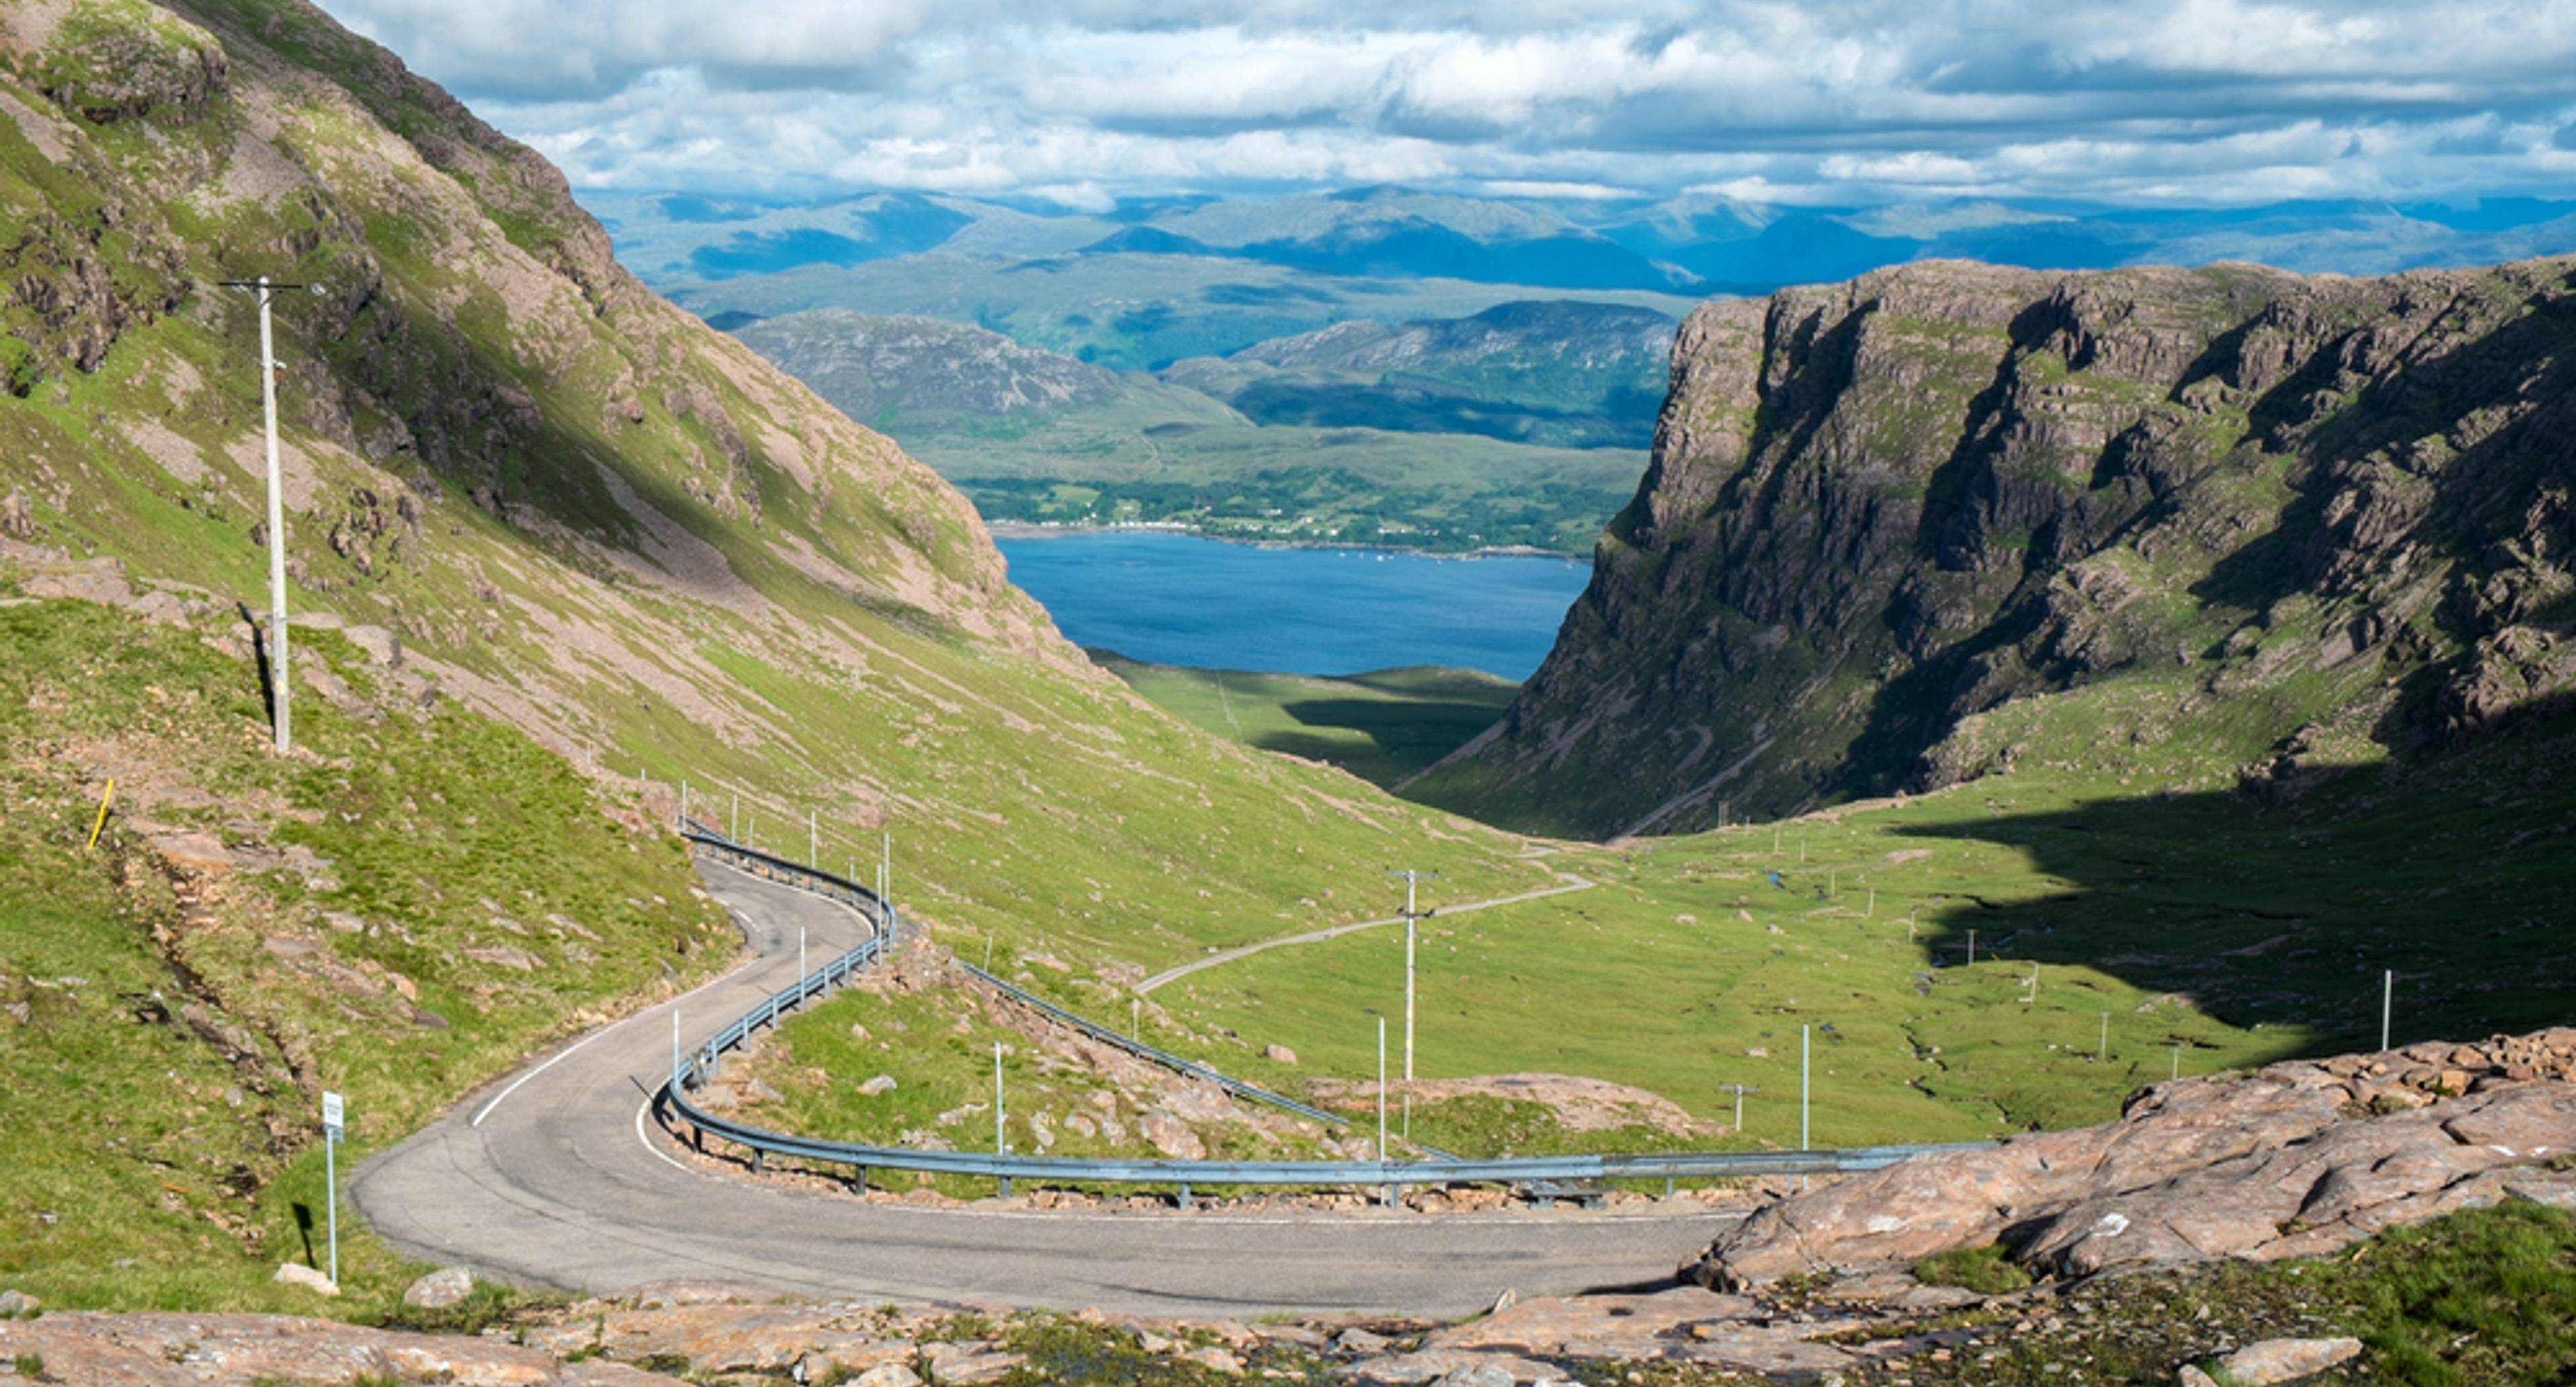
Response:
[[985, 519, 1590, 563]]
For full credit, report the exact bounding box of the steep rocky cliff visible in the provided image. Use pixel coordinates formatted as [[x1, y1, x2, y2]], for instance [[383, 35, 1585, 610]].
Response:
[[1415, 257, 2576, 837]]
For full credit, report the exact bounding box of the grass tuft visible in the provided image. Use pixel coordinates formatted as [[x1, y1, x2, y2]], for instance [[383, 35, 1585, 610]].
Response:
[[1912, 1244, 2032, 1296]]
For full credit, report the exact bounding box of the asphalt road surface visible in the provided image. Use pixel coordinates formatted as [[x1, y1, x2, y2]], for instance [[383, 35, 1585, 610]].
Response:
[[354, 860, 1734, 1317]]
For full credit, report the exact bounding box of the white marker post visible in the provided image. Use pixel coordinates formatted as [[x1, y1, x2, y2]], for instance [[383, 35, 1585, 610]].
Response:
[[1376, 1015, 1388, 1161], [1389, 869, 1437, 1083], [993, 1042, 1009, 1197], [1724, 1082, 1758, 1131], [2098, 1011, 2110, 1061], [320, 1090, 343, 1286], [798, 926, 807, 989], [2381, 969, 2394, 1052]]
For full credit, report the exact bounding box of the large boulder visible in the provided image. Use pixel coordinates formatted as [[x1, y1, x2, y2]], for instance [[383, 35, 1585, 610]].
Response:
[[1688, 1032, 2576, 1288], [402, 1266, 478, 1309], [1138, 1108, 1206, 1161]]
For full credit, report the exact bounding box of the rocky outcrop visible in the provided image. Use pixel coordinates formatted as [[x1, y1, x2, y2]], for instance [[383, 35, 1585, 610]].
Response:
[[30, 0, 229, 125], [1419, 257, 2576, 836], [1687, 1027, 2576, 1288], [0, 1311, 686, 1386], [1306, 1072, 1719, 1138]]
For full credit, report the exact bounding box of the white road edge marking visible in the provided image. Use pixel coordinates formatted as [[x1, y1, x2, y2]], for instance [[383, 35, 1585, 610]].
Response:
[[635, 1093, 692, 1172], [475, 881, 815, 1127], [474, 1023, 621, 1128]]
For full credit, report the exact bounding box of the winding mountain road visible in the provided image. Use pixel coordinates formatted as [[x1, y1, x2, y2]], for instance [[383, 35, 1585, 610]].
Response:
[[354, 860, 1730, 1317]]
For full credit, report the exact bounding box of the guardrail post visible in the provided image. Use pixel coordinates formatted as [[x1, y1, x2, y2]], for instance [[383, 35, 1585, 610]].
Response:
[[750, 1147, 764, 1174], [999, 1175, 1012, 1198], [851, 1165, 867, 1195], [1177, 1182, 1192, 1211]]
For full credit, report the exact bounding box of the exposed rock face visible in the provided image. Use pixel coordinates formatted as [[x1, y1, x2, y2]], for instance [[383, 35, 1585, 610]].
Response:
[[1419, 258, 2576, 836], [2209, 1337, 2366, 1385], [31, 1, 229, 125], [1687, 1027, 2576, 1288], [0, 1311, 686, 1385]]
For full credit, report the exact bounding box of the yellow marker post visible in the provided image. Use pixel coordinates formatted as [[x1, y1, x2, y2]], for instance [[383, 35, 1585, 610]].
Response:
[[86, 777, 115, 852]]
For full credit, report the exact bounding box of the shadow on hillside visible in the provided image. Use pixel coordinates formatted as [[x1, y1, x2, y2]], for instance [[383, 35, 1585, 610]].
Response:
[[1884, 737, 2576, 1058], [1255, 695, 1507, 785], [340, 292, 971, 643]]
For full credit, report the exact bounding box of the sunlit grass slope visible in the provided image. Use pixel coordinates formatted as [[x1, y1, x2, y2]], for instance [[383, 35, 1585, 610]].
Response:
[[0, 597, 729, 1311], [1126, 702, 2576, 1155]]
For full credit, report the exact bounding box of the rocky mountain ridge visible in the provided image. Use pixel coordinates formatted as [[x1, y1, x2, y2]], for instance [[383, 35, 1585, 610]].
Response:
[[1418, 255, 2576, 836]]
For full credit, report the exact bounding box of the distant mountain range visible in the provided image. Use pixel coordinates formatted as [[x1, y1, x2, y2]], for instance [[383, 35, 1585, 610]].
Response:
[[585, 183, 2576, 557], [591, 183, 2576, 332]]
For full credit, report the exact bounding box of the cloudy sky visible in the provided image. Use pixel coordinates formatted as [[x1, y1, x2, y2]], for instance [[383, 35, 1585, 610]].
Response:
[[315, 0, 2576, 208]]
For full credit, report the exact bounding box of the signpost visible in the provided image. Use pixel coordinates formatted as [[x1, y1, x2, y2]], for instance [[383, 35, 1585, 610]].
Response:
[[320, 1090, 343, 1286]]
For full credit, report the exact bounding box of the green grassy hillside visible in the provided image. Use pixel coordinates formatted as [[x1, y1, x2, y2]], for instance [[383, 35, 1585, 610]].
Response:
[[10, 1, 2574, 1314], [0, 0, 1555, 1307], [759, 698, 2576, 1166], [0, 592, 728, 1312]]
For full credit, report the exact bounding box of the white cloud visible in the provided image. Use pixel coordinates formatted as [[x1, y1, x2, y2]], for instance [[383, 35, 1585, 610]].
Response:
[[318, 0, 2576, 206], [1480, 180, 1638, 199]]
